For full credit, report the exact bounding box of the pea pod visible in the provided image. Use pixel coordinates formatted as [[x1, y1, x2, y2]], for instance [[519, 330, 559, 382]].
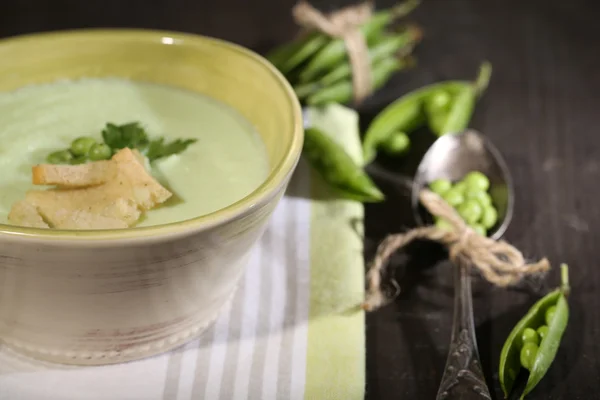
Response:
[[293, 82, 320, 100], [318, 26, 420, 86], [266, 38, 306, 69], [306, 57, 402, 106], [362, 81, 469, 164], [299, 0, 420, 81], [499, 264, 570, 399], [303, 127, 384, 202], [277, 33, 330, 74], [437, 62, 492, 135]]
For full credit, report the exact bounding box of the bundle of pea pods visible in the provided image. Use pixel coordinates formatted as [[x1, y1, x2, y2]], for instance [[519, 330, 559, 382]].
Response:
[[267, 1, 569, 397]]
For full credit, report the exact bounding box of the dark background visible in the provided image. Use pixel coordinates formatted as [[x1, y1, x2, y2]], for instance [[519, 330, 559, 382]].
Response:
[[2, 0, 599, 398]]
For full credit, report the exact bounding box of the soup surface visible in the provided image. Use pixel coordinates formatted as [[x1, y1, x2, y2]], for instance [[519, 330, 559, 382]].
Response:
[[0, 78, 269, 227]]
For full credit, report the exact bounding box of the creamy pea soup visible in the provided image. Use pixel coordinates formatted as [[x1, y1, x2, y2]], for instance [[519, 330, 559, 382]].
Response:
[[0, 78, 269, 227]]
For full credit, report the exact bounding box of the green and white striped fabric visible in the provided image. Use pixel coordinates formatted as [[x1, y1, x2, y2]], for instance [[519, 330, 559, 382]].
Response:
[[0, 104, 366, 400]]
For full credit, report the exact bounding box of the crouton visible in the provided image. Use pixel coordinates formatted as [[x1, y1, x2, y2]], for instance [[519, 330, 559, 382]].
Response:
[[110, 148, 172, 210], [8, 148, 172, 230], [32, 160, 116, 188], [7, 200, 49, 229]]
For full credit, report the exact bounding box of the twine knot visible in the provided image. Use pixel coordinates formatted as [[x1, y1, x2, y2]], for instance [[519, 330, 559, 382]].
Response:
[[292, 1, 374, 104], [362, 189, 551, 311]]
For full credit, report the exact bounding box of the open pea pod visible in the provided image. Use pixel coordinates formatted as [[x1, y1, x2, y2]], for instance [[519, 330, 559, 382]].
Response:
[[435, 61, 492, 136], [303, 127, 384, 202], [499, 264, 570, 399], [362, 80, 469, 164]]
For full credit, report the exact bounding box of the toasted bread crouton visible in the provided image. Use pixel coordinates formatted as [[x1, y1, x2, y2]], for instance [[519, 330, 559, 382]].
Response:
[[10, 147, 173, 230], [24, 188, 141, 228], [49, 209, 129, 230], [7, 200, 50, 228], [32, 160, 116, 188], [110, 148, 172, 210]]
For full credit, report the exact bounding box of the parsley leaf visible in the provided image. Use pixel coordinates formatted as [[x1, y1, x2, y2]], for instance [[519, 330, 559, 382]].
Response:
[[100, 122, 196, 162], [145, 137, 198, 162], [101, 122, 150, 150]]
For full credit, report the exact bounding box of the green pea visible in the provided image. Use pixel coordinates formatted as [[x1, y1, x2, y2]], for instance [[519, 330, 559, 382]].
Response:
[[537, 325, 549, 340], [425, 91, 452, 135], [521, 327, 540, 346], [70, 136, 97, 156], [70, 156, 88, 165], [463, 171, 490, 191], [381, 131, 410, 155], [452, 181, 467, 193], [545, 305, 557, 325], [88, 143, 112, 161], [46, 150, 73, 164], [435, 218, 454, 232], [464, 188, 492, 207], [520, 342, 539, 370], [442, 188, 465, 207], [426, 90, 452, 112], [429, 178, 452, 195], [480, 207, 498, 229], [457, 199, 483, 224], [470, 223, 487, 236]]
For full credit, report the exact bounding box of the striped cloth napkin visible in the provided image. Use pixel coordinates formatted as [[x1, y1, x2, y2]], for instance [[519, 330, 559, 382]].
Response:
[[0, 104, 366, 400]]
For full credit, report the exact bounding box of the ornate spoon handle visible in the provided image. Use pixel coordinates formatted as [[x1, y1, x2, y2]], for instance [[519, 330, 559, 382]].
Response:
[[436, 260, 491, 400]]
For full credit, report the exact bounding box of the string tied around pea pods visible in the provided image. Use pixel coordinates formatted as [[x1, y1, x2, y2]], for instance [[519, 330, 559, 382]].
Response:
[[362, 189, 552, 311], [292, 1, 374, 104]]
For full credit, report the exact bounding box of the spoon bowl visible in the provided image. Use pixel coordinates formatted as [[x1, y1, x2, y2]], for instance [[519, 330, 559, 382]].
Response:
[[412, 129, 514, 239], [411, 130, 515, 400]]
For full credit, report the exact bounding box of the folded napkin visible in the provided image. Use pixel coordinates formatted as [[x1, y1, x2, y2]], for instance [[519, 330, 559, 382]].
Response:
[[0, 104, 365, 400]]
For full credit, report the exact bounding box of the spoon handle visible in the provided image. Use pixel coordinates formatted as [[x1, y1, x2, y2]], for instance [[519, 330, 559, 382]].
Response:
[[436, 260, 491, 400]]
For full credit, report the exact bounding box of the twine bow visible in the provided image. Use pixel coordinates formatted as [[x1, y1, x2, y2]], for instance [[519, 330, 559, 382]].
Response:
[[362, 189, 551, 311], [292, 1, 374, 104]]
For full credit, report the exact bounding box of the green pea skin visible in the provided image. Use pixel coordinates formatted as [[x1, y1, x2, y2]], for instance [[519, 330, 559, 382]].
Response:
[[521, 327, 540, 346], [464, 188, 492, 207], [70, 137, 97, 156], [452, 181, 467, 193], [381, 131, 410, 155], [425, 91, 452, 134], [457, 199, 483, 224], [545, 305, 557, 325], [464, 171, 490, 191], [470, 223, 487, 236], [427, 90, 452, 111], [46, 150, 73, 164], [480, 206, 498, 229], [69, 156, 88, 165], [442, 188, 465, 207], [537, 325, 549, 340], [435, 218, 454, 232], [89, 143, 112, 161], [520, 342, 539, 370], [429, 178, 452, 195]]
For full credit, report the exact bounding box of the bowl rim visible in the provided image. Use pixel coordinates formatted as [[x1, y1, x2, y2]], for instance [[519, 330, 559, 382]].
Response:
[[0, 28, 304, 242]]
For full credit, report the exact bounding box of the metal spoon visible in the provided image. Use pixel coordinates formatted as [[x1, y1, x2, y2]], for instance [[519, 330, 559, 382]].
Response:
[[411, 130, 514, 400]]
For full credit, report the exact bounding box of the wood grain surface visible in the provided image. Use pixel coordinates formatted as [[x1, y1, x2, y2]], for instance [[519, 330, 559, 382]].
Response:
[[2, 0, 599, 398]]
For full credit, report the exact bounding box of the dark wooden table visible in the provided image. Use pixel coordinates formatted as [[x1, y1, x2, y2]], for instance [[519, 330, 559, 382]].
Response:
[[2, 0, 599, 398]]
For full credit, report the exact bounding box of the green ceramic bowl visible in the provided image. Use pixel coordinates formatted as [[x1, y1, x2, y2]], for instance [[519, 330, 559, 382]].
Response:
[[0, 29, 303, 365]]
